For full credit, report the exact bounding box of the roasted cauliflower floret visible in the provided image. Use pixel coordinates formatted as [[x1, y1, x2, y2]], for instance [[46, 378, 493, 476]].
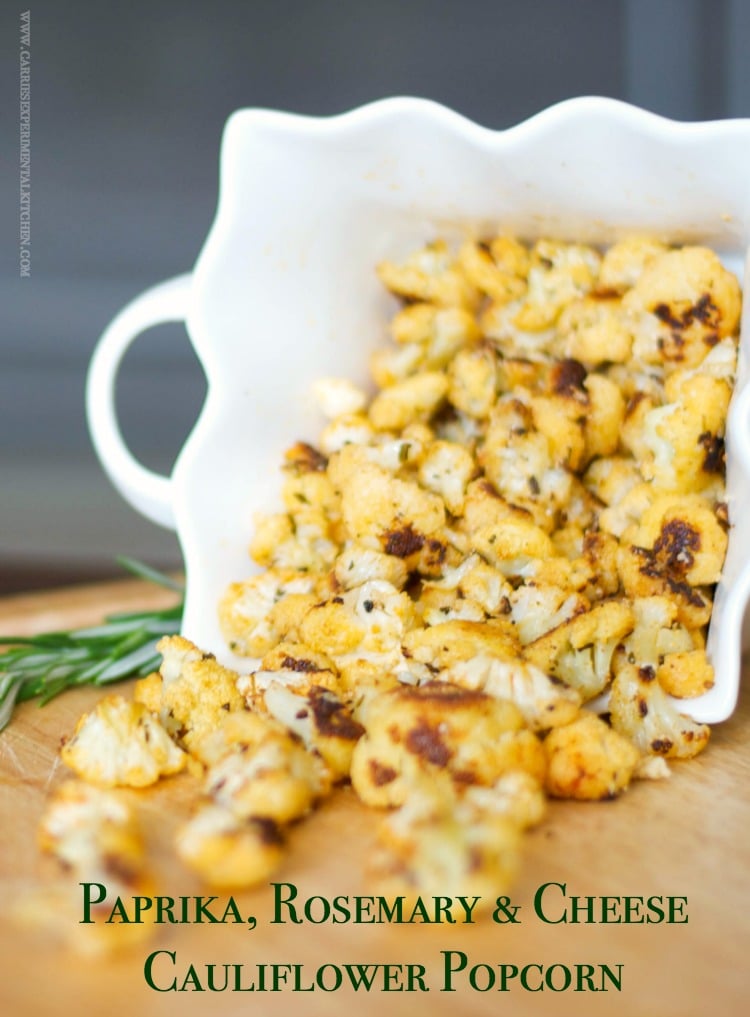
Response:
[[557, 296, 632, 365], [203, 717, 329, 823], [376, 240, 478, 308], [331, 451, 445, 550], [60, 695, 184, 788], [418, 439, 476, 514], [442, 653, 582, 731], [264, 683, 364, 781], [623, 246, 741, 370], [639, 385, 731, 493], [524, 600, 634, 701], [447, 345, 497, 419], [176, 805, 284, 888], [333, 544, 408, 592], [371, 773, 522, 909], [402, 618, 517, 670], [38, 780, 146, 883], [457, 239, 527, 304], [616, 541, 713, 629], [351, 682, 544, 808], [543, 712, 641, 800], [144, 636, 245, 761], [390, 302, 481, 355], [631, 495, 728, 586], [319, 412, 377, 455], [656, 649, 714, 698], [219, 569, 318, 657], [509, 583, 588, 645], [479, 396, 572, 530], [311, 377, 368, 418], [598, 235, 670, 292], [368, 371, 449, 432], [609, 663, 710, 759], [512, 239, 601, 331]]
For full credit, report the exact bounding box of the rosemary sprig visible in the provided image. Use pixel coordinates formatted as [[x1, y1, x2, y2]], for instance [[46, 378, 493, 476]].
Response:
[[0, 557, 183, 733]]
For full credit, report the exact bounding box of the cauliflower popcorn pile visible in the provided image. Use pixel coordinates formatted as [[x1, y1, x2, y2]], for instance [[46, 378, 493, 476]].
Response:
[[45, 234, 739, 915]]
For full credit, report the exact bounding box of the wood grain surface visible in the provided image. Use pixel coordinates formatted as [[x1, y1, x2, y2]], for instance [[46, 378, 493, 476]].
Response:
[[1, 580, 748, 1017]]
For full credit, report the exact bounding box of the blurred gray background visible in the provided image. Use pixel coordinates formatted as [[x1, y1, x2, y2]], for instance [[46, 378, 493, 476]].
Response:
[[3, 0, 750, 593]]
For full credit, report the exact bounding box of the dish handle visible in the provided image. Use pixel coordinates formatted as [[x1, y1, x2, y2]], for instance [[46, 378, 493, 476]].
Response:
[[86, 274, 192, 529]]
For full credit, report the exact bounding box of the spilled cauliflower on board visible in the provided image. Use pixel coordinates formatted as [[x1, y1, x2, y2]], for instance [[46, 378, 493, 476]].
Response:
[[46, 234, 739, 932]]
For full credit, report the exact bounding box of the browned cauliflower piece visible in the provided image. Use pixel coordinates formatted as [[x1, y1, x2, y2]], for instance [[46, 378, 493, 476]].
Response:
[[524, 600, 634, 701], [623, 246, 741, 370], [38, 780, 146, 884], [583, 372, 626, 462], [441, 653, 582, 731], [368, 371, 449, 432], [557, 295, 633, 365], [509, 583, 588, 645], [478, 396, 573, 531], [370, 774, 522, 911], [402, 618, 518, 670], [147, 636, 245, 760], [656, 649, 714, 699], [447, 345, 498, 419], [60, 695, 185, 788], [176, 804, 285, 888], [390, 302, 481, 355], [219, 568, 318, 656], [614, 596, 696, 676], [512, 239, 601, 331], [457, 239, 528, 304], [543, 712, 641, 800], [264, 683, 364, 781], [417, 439, 476, 514], [598, 235, 670, 292], [255, 640, 338, 688], [330, 449, 445, 551], [350, 682, 544, 808], [333, 544, 408, 591], [616, 542, 714, 630], [376, 240, 478, 308], [609, 663, 710, 759], [203, 713, 330, 823], [631, 495, 728, 586]]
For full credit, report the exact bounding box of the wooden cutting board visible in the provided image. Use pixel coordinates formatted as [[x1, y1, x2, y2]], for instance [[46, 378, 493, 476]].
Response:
[[1, 579, 748, 1017]]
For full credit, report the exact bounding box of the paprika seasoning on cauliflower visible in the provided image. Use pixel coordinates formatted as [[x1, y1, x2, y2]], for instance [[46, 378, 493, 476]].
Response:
[[44, 233, 738, 930]]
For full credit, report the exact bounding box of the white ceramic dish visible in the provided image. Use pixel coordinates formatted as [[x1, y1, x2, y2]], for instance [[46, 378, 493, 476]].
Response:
[[87, 95, 750, 723]]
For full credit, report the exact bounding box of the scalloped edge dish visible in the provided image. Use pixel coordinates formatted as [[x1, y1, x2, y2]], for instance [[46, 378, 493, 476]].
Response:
[[87, 95, 750, 723]]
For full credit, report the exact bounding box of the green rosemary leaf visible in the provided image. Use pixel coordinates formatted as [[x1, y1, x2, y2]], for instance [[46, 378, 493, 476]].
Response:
[[0, 558, 184, 733]]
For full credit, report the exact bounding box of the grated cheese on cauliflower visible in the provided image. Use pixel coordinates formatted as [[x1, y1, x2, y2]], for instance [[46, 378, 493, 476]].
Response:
[[47, 233, 738, 931]]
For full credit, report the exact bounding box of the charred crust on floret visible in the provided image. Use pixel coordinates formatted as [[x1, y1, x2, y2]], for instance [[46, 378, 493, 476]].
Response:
[[368, 760, 397, 786], [551, 358, 587, 398], [308, 687, 364, 741], [632, 546, 707, 606], [284, 441, 328, 473], [404, 719, 452, 767], [395, 680, 487, 707], [698, 432, 726, 475], [103, 854, 140, 887], [654, 294, 720, 332], [650, 738, 673, 755], [382, 524, 425, 558], [281, 655, 323, 673], [638, 665, 656, 682], [653, 519, 701, 574], [625, 391, 647, 418], [251, 817, 284, 846]]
